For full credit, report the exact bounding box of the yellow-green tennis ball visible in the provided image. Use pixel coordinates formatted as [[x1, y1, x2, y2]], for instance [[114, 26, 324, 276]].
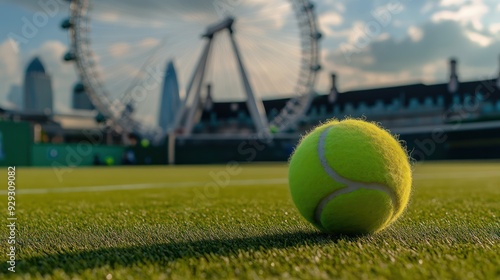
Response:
[[270, 125, 279, 134], [288, 119, 412, 235], [141, 139, 150, 148]]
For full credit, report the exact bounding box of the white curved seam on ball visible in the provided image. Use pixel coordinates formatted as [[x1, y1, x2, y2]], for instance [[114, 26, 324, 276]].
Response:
[[314, 127, 398, 225]]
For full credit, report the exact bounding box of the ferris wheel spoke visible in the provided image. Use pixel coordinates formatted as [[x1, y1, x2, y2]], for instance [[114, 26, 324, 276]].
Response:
[[235, 1, 291, 19], [239, 38, 302, 81], [240, 37, 298, 95], [68, 0, 321, 138]]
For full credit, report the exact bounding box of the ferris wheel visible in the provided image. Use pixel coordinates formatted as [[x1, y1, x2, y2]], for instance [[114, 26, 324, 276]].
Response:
[[63, 0, 321, 140]]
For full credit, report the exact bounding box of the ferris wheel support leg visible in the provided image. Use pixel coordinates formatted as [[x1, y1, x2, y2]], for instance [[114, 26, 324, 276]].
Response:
[[183, 39, 213, 136], [172, 39, 213, 135], [168, 131, 176, 165], [229, 33, 270, 137]]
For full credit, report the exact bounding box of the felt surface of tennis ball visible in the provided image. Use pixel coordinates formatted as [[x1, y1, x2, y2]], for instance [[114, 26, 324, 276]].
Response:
[[288, 119, 412, 234]]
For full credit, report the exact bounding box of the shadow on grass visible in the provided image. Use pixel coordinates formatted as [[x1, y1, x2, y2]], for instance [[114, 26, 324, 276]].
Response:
[[8, 231, 351, 276]]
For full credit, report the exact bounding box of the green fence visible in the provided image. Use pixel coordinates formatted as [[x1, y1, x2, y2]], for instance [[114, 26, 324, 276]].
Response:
[[0, 121, 32, 166], [131, 144, 168, 165], [31, 144, 125, 167], [175, 138, 296, 164], [3, 120, 499, 167]]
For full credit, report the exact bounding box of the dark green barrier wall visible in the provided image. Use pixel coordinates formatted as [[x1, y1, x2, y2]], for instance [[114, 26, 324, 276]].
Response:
[[173, 128, 500, 164], [32, 144, 125, 167], [175, 138, 297, 164], [0, 121, 32, 166], [131, 144, 168, 165]]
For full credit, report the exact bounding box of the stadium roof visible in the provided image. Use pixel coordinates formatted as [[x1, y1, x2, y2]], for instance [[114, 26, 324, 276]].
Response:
[[200, 79, 500, 121]]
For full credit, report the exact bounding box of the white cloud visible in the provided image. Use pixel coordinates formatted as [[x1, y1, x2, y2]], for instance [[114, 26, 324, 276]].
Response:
[[346, 21, 370, 46], [139, 38, 160, 48], [432, 0, 488, 30], [0, 40, 21, 84], [96, 12, 120, 23], [324, 20, 500, 91], [439, 0, 467, 7], [0, 40, 77, 112], [0, 40, 21, 107], [334, 2, 346, 13], [421, 59, 446, 84], [392, 20, 404, 28], [320, 48, 417, 91], [108, 39, 160, 59], [489, 23, 500, 35], [257, 3, 290, 29], [237, 0, 291, 29], [326, 60, 414, 91], [464, 31, 493, 46], [108, 43, 130, 58], [376, 33, 390, 41], [30, 41, 79, 113], [340, 21, 395, 48], [319, 12, 344, 36], [179, 11, 216, 26], [95, 11, 169, 28], [421, 2, 436, 14], [408, 26, 424, 42], [322, 0, 345, 13], [330, 20, 395, 56]]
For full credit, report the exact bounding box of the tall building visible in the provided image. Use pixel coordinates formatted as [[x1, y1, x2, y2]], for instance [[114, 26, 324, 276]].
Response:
[[73, 90, 95, 110], [24, 57, 53, 114], [158, 60, 181, 132]]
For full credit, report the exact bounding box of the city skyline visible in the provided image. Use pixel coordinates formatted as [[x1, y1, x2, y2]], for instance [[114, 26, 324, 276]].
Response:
[[24, 57, 53, 114], [1, 0, 500, 118], [159, 60, 181, 132]]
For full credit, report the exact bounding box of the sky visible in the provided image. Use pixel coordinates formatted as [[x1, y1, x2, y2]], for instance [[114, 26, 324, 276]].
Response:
[[1, 0, 500, 122]]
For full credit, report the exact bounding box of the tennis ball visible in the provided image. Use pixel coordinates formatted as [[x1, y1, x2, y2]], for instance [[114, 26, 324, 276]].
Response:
[[141, 139, 150, 148], [104, 156, 115, 166], [270, 125, 279, 134], [288, 119, 412, 235]]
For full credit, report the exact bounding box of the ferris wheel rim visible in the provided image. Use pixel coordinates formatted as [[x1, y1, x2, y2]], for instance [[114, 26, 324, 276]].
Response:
[[67, 0, 321, 138], [270, 0, 322, 133], [68, 0, 157, 139]]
